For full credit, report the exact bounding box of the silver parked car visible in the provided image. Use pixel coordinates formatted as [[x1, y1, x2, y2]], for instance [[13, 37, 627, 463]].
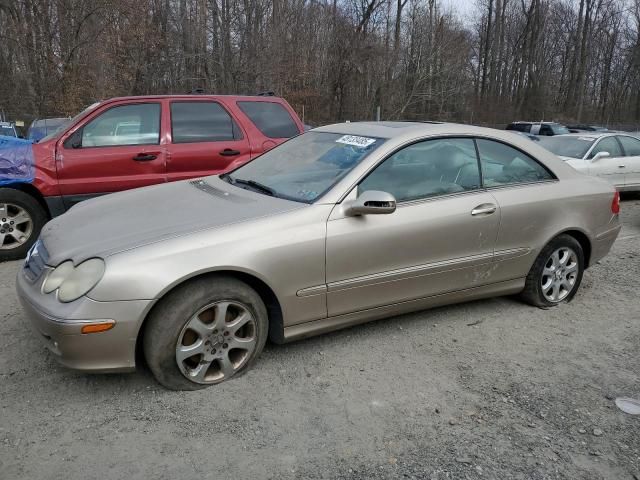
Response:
[[538, 133, 640, 191], [17, 122, 621, 390]]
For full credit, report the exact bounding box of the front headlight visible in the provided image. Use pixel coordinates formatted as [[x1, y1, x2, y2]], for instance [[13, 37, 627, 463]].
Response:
[[43, 258, 105, 303]]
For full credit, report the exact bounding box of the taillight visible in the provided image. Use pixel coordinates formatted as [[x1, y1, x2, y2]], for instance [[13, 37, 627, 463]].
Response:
[[611, 191, 620, 214]]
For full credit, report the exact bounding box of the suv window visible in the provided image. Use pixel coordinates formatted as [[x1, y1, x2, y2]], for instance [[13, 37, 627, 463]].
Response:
[[617, 136, 640, 156], [358, 138, 481, 202], [237, 101, 299, 138], [507, 124, 530, 133], [588, 137, 622, 158], [81, 103, 160, 147], [539, 125, 552, 136], [171, 102, 239, 143], [476, 139, 554, 186]]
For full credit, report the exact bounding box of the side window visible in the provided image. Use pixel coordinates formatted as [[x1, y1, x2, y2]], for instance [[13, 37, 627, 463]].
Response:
[[588, 137, 622, 158], [617, 136, 640, 156], [237, 101, 299, 138], [81, 104, 160, 147], [170, 102, 239, 143], [358, 138, 481, 202], [476, 139, 554, 186], [540, 125, 553, 136]]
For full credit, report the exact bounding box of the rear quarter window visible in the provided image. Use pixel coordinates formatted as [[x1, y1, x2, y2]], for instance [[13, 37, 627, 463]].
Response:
[[476, 138, 555, 186], [237, 101, 300, 139]]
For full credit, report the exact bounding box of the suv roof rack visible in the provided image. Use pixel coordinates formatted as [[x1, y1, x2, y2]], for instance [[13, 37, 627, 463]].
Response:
[[256, 91, 275, 96]]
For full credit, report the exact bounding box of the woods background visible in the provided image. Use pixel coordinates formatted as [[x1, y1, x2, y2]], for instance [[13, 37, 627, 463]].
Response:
[[2, 0, 640, 127]]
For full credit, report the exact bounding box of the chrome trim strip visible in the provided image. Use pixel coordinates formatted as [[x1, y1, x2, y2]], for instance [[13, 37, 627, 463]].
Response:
[[296, 285, 328, 297], [327, 252, 494, 292], [284, 278, 526, 341], [493, 247, 531, 262], [595, 225, 622, 241]]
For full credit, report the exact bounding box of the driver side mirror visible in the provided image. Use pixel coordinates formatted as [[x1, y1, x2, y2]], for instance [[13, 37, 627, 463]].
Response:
[[344, 190, 397, 216], [590, 151, 610, 162]]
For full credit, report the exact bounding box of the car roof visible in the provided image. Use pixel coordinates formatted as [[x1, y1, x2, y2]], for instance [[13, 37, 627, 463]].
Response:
[[102, 94, 287, 103], [557, 132, 616, 140], [314, 121, 506, 139], [32, 117, 70, 125], [510, 121, 564, 125]]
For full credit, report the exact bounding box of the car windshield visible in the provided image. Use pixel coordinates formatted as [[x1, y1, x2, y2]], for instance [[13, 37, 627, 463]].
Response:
[[539, 136, 595, 159], [224, 131, 385, 203], [0, 125, 16, 137]]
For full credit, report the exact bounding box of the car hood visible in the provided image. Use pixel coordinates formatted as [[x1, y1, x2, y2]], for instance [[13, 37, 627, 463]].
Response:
[[40, 176, 305, 265]]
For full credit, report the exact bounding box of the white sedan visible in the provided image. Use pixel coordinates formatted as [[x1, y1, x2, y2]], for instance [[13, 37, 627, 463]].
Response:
[[539, 133, 640, 191]]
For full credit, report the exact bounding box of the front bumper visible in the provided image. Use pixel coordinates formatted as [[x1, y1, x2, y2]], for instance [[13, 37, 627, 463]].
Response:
[[16, 267, 152, 373]]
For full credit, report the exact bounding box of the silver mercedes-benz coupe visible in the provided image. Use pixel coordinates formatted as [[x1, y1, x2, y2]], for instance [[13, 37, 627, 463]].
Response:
[[17, 122, 621, 390]]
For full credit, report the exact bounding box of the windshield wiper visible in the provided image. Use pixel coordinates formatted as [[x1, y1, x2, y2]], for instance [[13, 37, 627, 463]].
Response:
[[229, 177, 277, 197]]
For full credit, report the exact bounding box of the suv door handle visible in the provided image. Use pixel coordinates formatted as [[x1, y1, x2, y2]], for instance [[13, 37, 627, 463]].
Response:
[[471, 204, 497, 216], [132, 153, 157, 161], [220, 149, 241, 157]]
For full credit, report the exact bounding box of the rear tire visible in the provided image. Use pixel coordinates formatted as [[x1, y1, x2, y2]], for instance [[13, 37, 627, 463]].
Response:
[[520, 234, 585, 308], [0, 188, 47, 262], [143, 275, 268, 390]]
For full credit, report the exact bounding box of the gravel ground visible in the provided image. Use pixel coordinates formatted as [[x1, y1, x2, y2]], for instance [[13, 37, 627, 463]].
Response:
[[1, 197, 639, 480]]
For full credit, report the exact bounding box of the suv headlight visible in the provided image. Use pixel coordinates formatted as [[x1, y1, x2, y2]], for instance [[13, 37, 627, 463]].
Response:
[[43, 258, 105, 303]]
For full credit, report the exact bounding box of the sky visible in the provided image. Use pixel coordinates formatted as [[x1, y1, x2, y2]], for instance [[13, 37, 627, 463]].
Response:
[[440, 0, 479, 24]]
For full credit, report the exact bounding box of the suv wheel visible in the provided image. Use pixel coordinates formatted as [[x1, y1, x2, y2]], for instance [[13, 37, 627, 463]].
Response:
[[0, 188, 47, 262]]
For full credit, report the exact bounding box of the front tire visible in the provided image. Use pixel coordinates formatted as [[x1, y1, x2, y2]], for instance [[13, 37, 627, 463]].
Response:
[[0, 188, 47, 262], [520, 234, 585, 308], [143, 275, 268, 390]]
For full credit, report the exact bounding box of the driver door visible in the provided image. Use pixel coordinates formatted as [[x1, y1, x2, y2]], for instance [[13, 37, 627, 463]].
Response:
[[586, 136, 626, 187], [325, 137, 501, 317]]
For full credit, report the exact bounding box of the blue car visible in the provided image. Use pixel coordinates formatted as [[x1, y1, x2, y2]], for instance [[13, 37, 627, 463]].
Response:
[[0, 122, 19, 138], [26, 117, 70, 142]]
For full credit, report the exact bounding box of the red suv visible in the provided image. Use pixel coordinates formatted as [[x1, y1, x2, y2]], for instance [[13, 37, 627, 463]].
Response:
[[0, 94, 304, 260]]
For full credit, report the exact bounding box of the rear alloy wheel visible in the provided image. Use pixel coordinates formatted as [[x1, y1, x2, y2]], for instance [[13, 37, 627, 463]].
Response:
[[540, 247, 579, 303], [143, 276, 268, 390], [0, 188, 47, 262], [520, 234, 585, 308]]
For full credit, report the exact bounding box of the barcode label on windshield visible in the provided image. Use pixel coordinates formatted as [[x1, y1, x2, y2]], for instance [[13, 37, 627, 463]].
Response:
[[336, 135, 376, 148]]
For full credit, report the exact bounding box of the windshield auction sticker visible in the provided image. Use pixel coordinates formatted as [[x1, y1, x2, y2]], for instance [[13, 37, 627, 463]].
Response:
[[336, 135, 376, 148]]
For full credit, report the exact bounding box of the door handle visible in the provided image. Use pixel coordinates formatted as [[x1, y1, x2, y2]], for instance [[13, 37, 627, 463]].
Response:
[[471, 204, 497, 216], [220, 149, 241, 157], [618, 164, 626, 168], [133, 153, 158, 161]]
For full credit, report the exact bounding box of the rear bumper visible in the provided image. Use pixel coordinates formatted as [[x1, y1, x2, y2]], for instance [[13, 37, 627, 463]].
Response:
[[16, 269, 151, 373], [591, 222, 622, 266]]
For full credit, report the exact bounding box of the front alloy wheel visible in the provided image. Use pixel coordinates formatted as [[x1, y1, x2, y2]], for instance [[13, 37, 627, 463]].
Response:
[[0, 203, 33, 250], [176, 301, 258, 384], [144, 276, 268, 390], [0, 188, 47, 262]]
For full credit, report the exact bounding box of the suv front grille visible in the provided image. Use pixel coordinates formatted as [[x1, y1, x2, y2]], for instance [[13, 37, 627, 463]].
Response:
[[23, 240, 50, 283]]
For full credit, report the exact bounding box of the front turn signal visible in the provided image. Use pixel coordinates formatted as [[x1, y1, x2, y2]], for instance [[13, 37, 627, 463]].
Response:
[[81, 321, 115, 334]]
